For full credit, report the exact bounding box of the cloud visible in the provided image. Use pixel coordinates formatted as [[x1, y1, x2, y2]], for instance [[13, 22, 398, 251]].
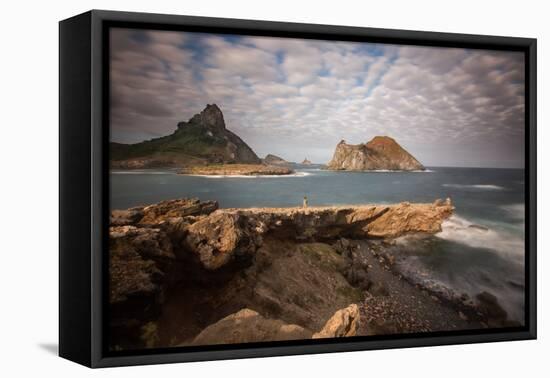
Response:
[[110, 28, 525, 168], [358, 46, 525, 167]]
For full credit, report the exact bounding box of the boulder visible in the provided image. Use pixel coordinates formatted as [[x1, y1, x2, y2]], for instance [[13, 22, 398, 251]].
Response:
[[312, 304, 360, 338], [184, 211, 262, 270], [190, 308, 313, 345]]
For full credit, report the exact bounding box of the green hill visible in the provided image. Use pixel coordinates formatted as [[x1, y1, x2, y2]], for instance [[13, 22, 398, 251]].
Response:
[[111, 104, 261, 169]]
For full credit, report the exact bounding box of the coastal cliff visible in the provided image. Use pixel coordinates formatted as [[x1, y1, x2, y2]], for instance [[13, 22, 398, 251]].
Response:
[[327, 136, 424, 171], [108, 197, 486, 350]]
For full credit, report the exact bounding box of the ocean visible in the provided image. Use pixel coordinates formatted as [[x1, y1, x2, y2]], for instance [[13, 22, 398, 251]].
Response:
[[111, 166, 526, 323]]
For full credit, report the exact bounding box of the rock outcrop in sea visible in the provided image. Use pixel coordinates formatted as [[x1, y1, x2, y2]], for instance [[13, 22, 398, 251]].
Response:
[[327, 136, 424, 171], [110, 104, 261, 169]]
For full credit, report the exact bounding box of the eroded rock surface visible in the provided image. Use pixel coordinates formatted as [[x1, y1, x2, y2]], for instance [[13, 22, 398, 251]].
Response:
[[109, 226, 175, 304], [189, 304, 362, 345], [313, 304, 360, 338], [109, 225, 176, 349], [184, 211, 263, 270], [108, 197, 454, 349], [181, 200, 454, 269], [110, 198, 218, 226], [189, 309, 313, 345]]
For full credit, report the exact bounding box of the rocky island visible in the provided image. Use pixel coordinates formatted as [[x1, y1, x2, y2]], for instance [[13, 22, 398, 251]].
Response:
[[108, 197, 515, 350], [111, 104, 294, 176], [178, 164, 293, 176], [327, 136, 424, 171]]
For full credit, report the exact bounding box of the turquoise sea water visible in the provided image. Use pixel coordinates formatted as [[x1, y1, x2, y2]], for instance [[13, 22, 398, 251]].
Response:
[[111, 166, 526, 323]]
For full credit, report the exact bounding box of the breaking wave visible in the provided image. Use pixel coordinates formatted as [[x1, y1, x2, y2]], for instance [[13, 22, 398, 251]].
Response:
[[367, 169, 434, 173], [437, 215, 524, 263], [500, 204, 525, 221], [442, 184, 505, 190]]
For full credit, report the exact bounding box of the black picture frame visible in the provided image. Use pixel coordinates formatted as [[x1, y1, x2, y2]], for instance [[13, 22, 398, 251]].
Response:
[[59, 9, 537, 368]]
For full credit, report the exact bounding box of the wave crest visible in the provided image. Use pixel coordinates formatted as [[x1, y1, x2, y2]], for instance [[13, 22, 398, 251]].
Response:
[[437, 215, 524, 262], [442, 184, 504, 190], [501, 204, 525, 220]]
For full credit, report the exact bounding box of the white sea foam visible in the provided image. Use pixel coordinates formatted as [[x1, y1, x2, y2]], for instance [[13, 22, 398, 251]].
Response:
[[442, 184, 505, 190], [437, 215, 524, 262], [365, 169, 434, 173], [501, 204, 525, 220]]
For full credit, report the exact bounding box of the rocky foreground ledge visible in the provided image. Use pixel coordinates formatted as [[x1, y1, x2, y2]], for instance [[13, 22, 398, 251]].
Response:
[[111, 198, 454, 271], [109, 198, 462, 350]]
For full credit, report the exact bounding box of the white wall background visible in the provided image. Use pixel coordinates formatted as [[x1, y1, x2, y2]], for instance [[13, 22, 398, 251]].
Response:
[[0, 0, 546, 376]]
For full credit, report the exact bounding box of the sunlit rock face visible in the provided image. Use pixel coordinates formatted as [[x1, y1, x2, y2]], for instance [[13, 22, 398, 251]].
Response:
[[327, 136, 424, 171]]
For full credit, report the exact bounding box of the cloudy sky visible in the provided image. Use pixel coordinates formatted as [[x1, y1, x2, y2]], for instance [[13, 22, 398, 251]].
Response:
[[110, 28, 525, 168]]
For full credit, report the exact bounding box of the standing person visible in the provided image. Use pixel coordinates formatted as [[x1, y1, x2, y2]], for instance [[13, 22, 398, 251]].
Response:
[[303, 195, 308, 208]]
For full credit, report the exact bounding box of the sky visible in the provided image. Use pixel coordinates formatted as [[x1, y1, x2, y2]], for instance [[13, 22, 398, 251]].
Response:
[[110, 28, 526, 168]]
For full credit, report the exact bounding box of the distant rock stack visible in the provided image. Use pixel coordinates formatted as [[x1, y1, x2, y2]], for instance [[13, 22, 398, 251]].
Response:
[[263, 154, 290, 166], [327, 136, 424, 171]]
